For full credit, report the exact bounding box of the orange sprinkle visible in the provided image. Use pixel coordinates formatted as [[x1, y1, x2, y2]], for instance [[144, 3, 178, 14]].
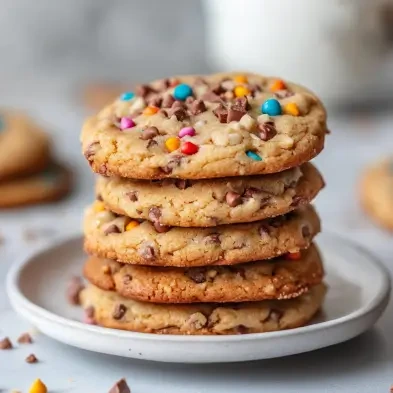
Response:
[[270, 79, 286, 92], [285, 251, 302, 260], [234, 75, 248, 84], [143, 106, 159, 116]]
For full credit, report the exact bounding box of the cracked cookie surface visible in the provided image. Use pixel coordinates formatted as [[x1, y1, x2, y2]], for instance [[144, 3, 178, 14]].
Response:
[[80, 283, 326, 335], [81, 72, 327, 180], [96, 162, 323, 227], [83, 243, 324, 303], [84, 203, 320, 267]]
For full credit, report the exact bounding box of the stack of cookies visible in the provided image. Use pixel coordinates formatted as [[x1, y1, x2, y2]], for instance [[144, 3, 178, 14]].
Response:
[[0, 110, 71, 208], [80, 72, 328, 335]]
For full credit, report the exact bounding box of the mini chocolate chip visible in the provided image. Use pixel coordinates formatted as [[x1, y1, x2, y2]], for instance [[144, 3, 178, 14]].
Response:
[[109, 378, 131, 393], [258, 121, 277, 141], [161, 155, 182, 174], [104, 224, 121, 235], [169, 107, 188, 121], [85, 306, 95, 319], [147, 94, 162, 108], [174, 179, 190, 190], [236, 325, 250, 334], [66, 276, 85, 305], [0, 337, 12, 349], [274, 90, 294, 99], [291, 196, 306, 207], [185, 268, 207, 283], [136, 84, 155, 98], [162, 94, 175, 108], [259, 224, 270, 238], [140, 126, 159, 140], [126, 191, 138, 202], [267, 309, 283, 323], [84, 141, 100, 161], [146, 139, 158, 149], [201, 91, 223, 103], [204, 233, 221, 245], [211, 82, 225, 95], [25, 354, 38, 363], [112, 304, 127, 320], [123, 274, 132, 284], [17, 333, 33, 344], [190, 99, 207, 115], [243, 187, 261, 198], [234, 97, 250, 111], [148, 206, 161, 222], [158, 109, 168, 117], [96, 194, 103, 201], [227, 107, 245, 122], [139, 243, 155, 260], [153, 221, 171, 233], [302, 225, 311, 238], [225, 191, 242, 207], [213, 104, 228, 123]]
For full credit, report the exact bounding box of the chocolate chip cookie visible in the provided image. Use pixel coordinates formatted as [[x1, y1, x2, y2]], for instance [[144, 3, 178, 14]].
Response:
[[81, 72, 327, 180], [80, 282, 326, 335], [0, 162, 72, 208], [360, 157, 393, 230], [84, 203, 320, 267], [83, 243, 324, 303], [96, 162, 323, 227], [0, 110, 51, 181]]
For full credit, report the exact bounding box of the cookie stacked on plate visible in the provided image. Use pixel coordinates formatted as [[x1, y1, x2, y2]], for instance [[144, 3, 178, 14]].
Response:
[[80, 72, 328, 335], [0, 110, 71, 207]]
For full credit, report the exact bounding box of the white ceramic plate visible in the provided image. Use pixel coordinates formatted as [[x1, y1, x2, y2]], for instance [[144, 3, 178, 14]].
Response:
[[6, 233, 390, 364]]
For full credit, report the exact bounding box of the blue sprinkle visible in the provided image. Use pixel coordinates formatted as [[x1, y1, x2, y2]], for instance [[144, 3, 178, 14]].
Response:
[[120, 92, 135, 101], [173, 84, 193, 101], [261, 98, 282, 116], [246, 151, 262, 161]]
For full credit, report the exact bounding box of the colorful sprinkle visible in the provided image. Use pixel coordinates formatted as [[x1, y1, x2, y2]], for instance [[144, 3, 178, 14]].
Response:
[[165, 137, 180, 152], [284, 102, 300, 116], [285, 251, 302, 260], [126, 220, 140, 231], [178, 126, 196, 138], [270, 79, 286, 92], [181, 141, 199, 155], [143, 106, 159, 116], [29, 379, 47, 393], [246, 150, 262, 161], [261, 99, 282, 116], [173, 84, 193, 101], [93, 201, 106, 213], [120, 92, 135, 101], [234, 75, 248, 84], [120, 117, 136, 130], [234, 85, 250, 98]]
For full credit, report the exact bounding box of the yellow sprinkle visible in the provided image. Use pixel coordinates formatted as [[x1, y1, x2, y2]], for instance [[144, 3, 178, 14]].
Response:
[[126, 220, 140, 231], [93, 200, 106, 213], [234, 75, 248, 84], [284, 102, 300, 116], [234, 85, 250, 98], [29, 379, 47, 393], [165, 137, 180, 152]]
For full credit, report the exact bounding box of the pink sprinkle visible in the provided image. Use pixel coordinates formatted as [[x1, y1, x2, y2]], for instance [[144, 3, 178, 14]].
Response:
[[120, 117, 135, 130], [178, 126, 196, 138]]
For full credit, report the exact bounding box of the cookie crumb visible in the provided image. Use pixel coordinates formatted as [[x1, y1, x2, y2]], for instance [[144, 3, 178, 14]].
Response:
[[25, 353, 38, 363], [18, 332, 33, 344], [29, 378, 47, 393], [0, 337, 12, 349], [66, 276, 85, 305], [108, 378, 131, 393]]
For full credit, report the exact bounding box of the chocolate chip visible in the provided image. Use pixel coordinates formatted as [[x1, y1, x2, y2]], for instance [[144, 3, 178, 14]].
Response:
[[25, 354, 38, 363], [84, 141, 100, 161], [259, 224, 270, 239], [225, 191, 242, 207], [274, 90, 294, 99], [136, 84, 155, 98], [158, 109, 168, 117], [171, 100, 186, 109], [153, 221, 171, 233], [236, 325, 250, 334], [302, 225, 311, 238], [161, 155, 182, 174], [146, 139, 158, 149], [185, 96, 195, 105], [148, 206, 161, 222], [190, 99, 207, 115], [213, 104, 228, 123], [147, 94, 162, 108], [126, 191, 138, 202], [211, 82, 225, 95], [204, 233, 221, 245], [243, 187, 261, 198], [233, 96, 250, 111], [267, 309, 283, 323], [140, 126, 159, 140], [185, 268, 207, 283], [139, 243, 156, 261], [123, 274, 132, 284], [174, 179, 191, 190], [162, 94, 175, 108], [0, 337, 12, 349], [201, 91, 223, 103], [17, 333, 33, 344], [85, 306, 95, 319], [66, 276, 85, 305], [269, 216, 286, 228], [157, 78, 170, 91], [103, 224, 121, 235], [258, 121, 277, 141], [112, 304, 127, 320], [109, 379, 131, 393], [98, 164, 108, 176], [291, 196, 306, 207], [227, 107, 245, 122], [96, 194, 103, 201], [169, 107, 188, 121]]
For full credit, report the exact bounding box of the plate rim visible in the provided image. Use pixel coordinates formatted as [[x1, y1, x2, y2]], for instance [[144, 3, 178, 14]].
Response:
[[6, 231, 391, 343]]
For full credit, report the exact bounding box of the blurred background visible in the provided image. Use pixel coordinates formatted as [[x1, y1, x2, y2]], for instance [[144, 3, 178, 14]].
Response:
[[0, 0, 393, 245]]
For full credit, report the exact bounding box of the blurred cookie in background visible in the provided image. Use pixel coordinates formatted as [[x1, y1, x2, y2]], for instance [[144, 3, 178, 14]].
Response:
[[360, 157, 393, 231], [0, 162, 72, 208], [0, 110, 51, 181]]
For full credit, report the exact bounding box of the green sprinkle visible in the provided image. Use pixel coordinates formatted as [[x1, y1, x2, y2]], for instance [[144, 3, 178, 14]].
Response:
[[246, 150, 262, 161]]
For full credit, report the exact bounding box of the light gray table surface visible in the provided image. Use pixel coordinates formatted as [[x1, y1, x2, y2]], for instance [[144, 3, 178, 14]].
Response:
[[0, 89, 392, 392]]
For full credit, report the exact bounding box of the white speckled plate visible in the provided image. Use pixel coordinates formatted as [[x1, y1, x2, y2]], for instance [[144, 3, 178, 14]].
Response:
[[6, 233, 390, 363]]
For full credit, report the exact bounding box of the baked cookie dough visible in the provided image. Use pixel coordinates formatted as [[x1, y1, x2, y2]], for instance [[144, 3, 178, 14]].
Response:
[[83, 243, 324, 303], [0, 110, 51, 181], [84, 203, 320, 267], [360, 157, 393, 230], [97, 162, 324, 227], [0, 162, 72, 208], [80, 283, 326, 335], [81, 72, 327, 179]]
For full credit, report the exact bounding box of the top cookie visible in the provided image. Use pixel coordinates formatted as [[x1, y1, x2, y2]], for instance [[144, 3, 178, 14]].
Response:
[[81, 72, 327, 179], [0, 110, 51, 181]]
